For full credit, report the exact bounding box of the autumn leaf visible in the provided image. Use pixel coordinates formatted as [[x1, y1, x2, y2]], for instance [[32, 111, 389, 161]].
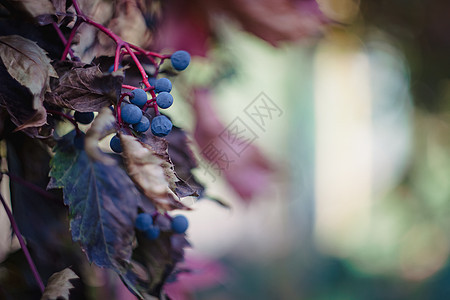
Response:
[[165, 126, 204, 198], [0, 65, 41, 136], [121, 231, 190, 299], [106, 0, 152, 49], [0, 35, 57, 110], [139, 131, 200, 198], [120, 133, 189, 211], [51, 0, 67, 23], [45, 62, 123, 112], [41, 268, 79, 300], [0, 35, 57, 132], [3, 0, 56, 24], [48, 131, 140, 273], [85, 107, 116, 164]]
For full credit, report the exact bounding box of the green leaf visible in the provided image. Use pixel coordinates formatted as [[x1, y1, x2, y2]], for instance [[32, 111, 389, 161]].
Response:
[[41, 268, 79, 300], [48, 131, 139, 273]]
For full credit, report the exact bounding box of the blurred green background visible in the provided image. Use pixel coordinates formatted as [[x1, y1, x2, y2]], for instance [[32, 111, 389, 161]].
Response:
[[167, 0, 450, 299]]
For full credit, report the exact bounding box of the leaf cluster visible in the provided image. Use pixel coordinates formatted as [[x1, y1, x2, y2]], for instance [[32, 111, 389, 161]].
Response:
[[0, 1, 204, 299]]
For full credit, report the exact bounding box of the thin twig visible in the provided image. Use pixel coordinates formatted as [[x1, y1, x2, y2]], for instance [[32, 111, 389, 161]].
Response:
[[0, 192, 45, 293]]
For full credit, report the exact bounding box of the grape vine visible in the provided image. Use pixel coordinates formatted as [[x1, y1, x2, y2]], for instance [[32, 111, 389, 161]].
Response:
[[0, 0, 202, 299]]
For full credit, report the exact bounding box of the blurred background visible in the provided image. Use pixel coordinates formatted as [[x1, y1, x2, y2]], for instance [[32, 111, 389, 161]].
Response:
[[161, 0, 450, 299], [2, 0, 450, 299]]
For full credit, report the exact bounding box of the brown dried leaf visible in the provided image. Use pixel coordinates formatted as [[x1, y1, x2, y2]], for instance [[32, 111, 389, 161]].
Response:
[[41, 268, 79, 300], [45, 64, 123, 112], [165, 126, 204, 197], [106, 0, 152, 49], [51, 0, 66, 14], [51, 0, 67, 23], [13, 106, 47, 132], [85, 107, 116, 164], [0, 35, 57, 110], [139, 132, 200, 198], [4, 0, 56, 21], [120, 133, 189, 211]]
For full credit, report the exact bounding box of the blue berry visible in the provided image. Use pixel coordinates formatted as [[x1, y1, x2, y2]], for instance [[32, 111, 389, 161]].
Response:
[[110, 135, 122, 153], [156, 92, 173, 109], [155, 214, 171, 231], [149, 77, 157, 87], [108, 64, 123, 73], [121, 104, 142, 124], [74, 111, 94, 124], [133, 116, 150, 132], [171, 50, 190, 71], [135, 213, 153, 231], [130, 89, 148, 108], [73, 132, 85, 150], [151, 115, 172, 137], [155, 78, 172, 93], [171, 215, 189, 234], [145, 225, 160, 240]]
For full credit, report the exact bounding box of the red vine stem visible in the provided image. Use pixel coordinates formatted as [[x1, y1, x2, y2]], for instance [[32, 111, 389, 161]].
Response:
[[52, 22, 76, 59], [1, 172, 59, 201], [114, 45, 121, 72], [122, 84, 137, 90], [56, 0, 166, 119], [0, 192, 45, 293], [123, 43, 149, 87], [61, 19, 82, 60], [116, 93, 130, 125]]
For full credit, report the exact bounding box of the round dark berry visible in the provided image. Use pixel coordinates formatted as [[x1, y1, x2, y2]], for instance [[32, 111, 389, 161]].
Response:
[[145, 225, 160, 240], [149, 77, 157, 87], [171, 50, 190, 71], [154, 214, 171, 231], [108, 64, 123, 73], [155, 78, 172, 93], [110, 135, 122, 153], [74, 111, 95, 124], [171, 215, 189, 234], [151, 115, 172, 137], [133, 116, 150, 132], [156, 92, 173, 109], [121, 104, 142, 124], [135, 213, 153, 231], [130, 89, 148, 108]]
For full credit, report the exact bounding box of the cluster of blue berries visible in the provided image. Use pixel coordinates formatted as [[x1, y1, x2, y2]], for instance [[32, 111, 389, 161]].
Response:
[[135, 212, 189, 240], [69, 51, 191, 153], [109, 50, 191, 154]]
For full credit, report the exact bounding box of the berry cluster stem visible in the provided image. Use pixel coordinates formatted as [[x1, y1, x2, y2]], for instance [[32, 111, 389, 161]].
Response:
[[54, 0, 171, 124]]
